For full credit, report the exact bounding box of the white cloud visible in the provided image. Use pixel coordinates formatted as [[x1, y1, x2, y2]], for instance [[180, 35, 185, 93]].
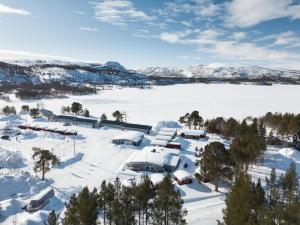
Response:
[[226, 0, 300, 28], [231, 32, 247, 41], [80, 26, 98, 32], [256, 31, 300, 48], [74, 11, 86, 15], [0, 49, 72, 61], [159, 28, 300, 68], [91, 0, 154, 26], [0, 3, 31, 15]]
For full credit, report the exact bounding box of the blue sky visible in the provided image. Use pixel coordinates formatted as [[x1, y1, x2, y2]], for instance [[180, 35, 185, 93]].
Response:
[[0, 0, 299, 69]]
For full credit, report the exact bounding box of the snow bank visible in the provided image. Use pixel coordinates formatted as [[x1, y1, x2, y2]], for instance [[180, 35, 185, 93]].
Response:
[[0, 148, 26, 169], [279, 148, 300, 163]]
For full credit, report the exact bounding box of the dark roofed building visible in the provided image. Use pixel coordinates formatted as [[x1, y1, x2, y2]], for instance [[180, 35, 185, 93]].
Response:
[[55, 115, 99, 128], [292, 132, 300, 150], [100, 120, 152, 134]]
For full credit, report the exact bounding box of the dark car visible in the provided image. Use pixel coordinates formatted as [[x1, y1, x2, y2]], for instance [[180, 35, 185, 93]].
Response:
[[1, 135, 10, 140]]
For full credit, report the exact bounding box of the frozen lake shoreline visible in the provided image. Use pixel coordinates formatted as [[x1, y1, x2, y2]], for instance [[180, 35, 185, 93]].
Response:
[[2, 83, 300, 125]]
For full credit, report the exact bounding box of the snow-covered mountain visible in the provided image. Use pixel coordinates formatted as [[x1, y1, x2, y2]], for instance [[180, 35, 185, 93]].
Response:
[[1, 60, 300, 86], [139, 64, 300, 79], [0, 60, 149, 86]]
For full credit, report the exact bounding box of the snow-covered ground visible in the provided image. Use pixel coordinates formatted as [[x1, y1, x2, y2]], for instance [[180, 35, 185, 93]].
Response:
[[0, 84, 300, 224]]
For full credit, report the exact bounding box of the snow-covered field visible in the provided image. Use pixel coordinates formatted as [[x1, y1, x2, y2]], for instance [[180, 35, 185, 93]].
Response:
[[0, 83, 300, 225]]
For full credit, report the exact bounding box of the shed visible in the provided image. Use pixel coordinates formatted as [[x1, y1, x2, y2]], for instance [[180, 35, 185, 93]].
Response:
[[100, 120, 152, 134], [151, 139, 168, 147], [166, 142, 181, 150], [112, 131, 144, 146], [173, 170, 192, 185], [180, 130, 207, 139]]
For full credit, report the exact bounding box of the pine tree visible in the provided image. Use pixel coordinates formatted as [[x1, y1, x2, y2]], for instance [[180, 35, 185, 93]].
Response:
[[78, 187, 98, 225], [99, 180, 108, 225], [223, 173, 256, 225], [258, 121, 266, 140], [134, 176, 153, 225], [152, 176, 187, 225], [112, 111, 123, 122], [282, 162, 299, 203], [21, 105, 30, 113], [62, 194, 80, 225], [32, 147, 60, 180], [200, 142, 233, 191], [30, 108, 40, 118], [179, 113, 192, 129], [101, 113, 107, 121], [71, 102, 82, 115], [62, 187, 98, 225], [44, 210, 59, 225], [190, 111, 203, 129]]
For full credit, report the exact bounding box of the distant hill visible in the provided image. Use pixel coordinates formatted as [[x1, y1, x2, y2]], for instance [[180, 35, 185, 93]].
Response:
[[1, 60, 300, 86]]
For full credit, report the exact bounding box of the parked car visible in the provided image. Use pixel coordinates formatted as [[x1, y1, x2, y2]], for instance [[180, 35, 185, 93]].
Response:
[[1, 135, 10, 140]]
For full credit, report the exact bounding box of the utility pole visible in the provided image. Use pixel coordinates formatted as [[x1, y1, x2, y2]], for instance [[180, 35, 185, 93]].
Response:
[[73, 137, 76, 156]]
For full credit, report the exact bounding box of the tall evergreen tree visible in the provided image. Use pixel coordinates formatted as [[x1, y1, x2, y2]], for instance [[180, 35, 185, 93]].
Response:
[[200, 142, 233, 191], [223, 173, 257, 225], [152, 176, 187, 225]]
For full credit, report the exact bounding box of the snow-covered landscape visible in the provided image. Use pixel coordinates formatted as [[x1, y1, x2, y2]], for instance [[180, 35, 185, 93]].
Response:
[[0, 83, 299, 224]]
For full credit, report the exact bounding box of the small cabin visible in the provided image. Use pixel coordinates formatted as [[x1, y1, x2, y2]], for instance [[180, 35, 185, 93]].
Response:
[[180, 130, 207, 139], [112, 131, 144, 146], [173, 170, 193, 185], [166, 142, 181, 150]]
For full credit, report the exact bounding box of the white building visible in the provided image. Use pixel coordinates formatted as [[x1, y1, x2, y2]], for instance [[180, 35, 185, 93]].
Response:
[[112, 131, 144, 146], [126, 146, 180, 172]]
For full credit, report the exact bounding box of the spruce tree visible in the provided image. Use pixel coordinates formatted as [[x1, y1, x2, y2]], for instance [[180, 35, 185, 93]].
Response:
[[152, 176, 187, 225], [44, 210, 59, 225], [62, 194, 80, 225], [200, 142, 233, 191], [223, 173, 256, 225]]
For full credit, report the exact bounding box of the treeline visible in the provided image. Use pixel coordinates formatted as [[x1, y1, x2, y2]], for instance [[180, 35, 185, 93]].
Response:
[[262, 112, 300, 137], [48, 176, 186, 225], [197, 118, 266, 191], [61, 102, 90, 117], [14, 83, 96, 100], [221, 163, 300, 225]]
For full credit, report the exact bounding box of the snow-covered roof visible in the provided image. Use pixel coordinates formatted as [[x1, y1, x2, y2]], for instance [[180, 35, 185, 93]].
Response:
[[128, 146, 180, 168], [181, 129, 206, 136], [157, 130, 176, 137], [161, 128, 178, 132], [151, 139, 168, 147], [150, 173, 165, 186], [112, 131, 144, 143], [155, 135, 173, 141], [173, 170, 192, 181]]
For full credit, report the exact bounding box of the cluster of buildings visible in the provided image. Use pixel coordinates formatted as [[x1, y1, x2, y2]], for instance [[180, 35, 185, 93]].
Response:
[[151, 128, 181, 150]]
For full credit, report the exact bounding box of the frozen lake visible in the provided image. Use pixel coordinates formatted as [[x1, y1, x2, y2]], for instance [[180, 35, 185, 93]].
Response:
[[3, 83, 300, 125]]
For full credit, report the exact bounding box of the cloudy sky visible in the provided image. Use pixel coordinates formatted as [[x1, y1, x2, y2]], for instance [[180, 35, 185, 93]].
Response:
[[0, 0, 300, 69]]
